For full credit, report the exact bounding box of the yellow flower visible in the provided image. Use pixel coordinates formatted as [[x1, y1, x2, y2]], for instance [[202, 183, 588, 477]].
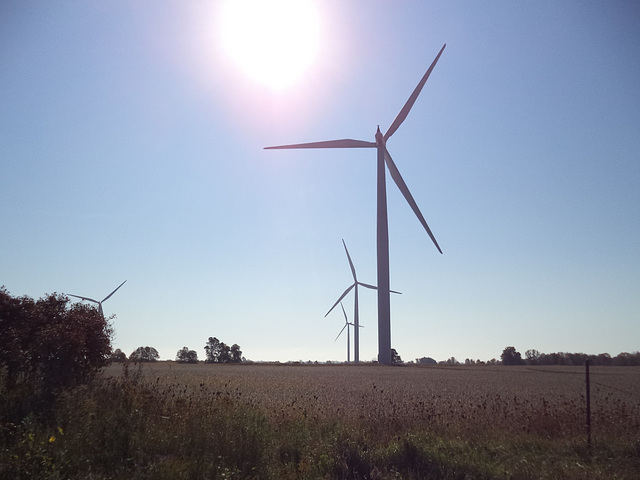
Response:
[[49, 435, 56, 443]]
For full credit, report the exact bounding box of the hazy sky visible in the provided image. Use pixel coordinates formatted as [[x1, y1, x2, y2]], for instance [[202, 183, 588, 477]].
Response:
[[2, 1, 639, 363]]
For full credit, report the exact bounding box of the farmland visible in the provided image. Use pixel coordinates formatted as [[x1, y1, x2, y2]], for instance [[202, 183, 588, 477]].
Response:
[[4, 363, 640, 479], [108, 362, 640, 440]]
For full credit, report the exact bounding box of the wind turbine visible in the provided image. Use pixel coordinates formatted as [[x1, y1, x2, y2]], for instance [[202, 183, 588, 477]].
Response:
[[266, 44, 446, 364], [325, 239, 400, 363], [334, 302, 363, 363], [68, 280, 127, 319]]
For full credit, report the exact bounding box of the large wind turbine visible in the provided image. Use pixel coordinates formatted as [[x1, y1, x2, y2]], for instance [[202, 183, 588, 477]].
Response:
[[68, 280, 127, 319], [325, 239, 400, 363], [334, 302, 363, 363], [266, 44, 446, 364]]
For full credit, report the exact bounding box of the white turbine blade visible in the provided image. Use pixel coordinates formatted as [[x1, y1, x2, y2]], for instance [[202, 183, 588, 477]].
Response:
[[102, 280, 127, 303], [342, 239, 358, 281], [384, 44, 446, 142], [265, 139, 376, 150], [384, 148, 442, 254], [324, 283, 355, 317], [356, 281, 400, 295], [340, 302, 349, 324], [335, 323, 348, 342], [68, 294, 99, 304]]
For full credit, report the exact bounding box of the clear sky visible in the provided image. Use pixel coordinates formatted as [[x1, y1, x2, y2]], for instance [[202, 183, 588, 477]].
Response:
[[2, 1, 639, 363]]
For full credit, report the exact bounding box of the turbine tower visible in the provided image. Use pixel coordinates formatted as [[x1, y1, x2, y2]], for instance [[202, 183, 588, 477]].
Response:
[[266, 45, 446, 364], [325, 239, 400, 363], [334, 302, 362, 363], [68, 280, 127, 319]]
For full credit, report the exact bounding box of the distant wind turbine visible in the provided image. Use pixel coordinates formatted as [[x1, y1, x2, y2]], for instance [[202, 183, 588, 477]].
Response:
[[325, 239, 400, 363], [266, 44, 446, 364], [68, 280, 127, 319], [334, 302, 363, 363]]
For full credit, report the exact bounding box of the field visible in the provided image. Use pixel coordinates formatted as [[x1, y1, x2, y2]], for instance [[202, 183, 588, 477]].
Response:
[[5, 362, 640, 479]]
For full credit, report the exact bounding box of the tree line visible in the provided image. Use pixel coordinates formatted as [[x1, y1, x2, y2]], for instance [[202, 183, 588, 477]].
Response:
[[500, 346, 640, 366], [416, 348, 640, 367], [109, 337, 244, 364]]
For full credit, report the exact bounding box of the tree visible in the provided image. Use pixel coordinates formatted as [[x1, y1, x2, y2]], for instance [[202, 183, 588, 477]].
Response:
[[613, 352, 633, 366], [501, 346, 523, 365], [525, 349, 541, 365], [596, 353, 612, 366], [129, 346, 159, 362], [176, 346, 198, 363], [205, 337, 243, 363], [218, 342, 232, 363], [0, 287, 113, 402], [442, 356, 459, 366], [109, 348, 127, 363], [230, 344, 242, 363], [204, 337, 222, 363]]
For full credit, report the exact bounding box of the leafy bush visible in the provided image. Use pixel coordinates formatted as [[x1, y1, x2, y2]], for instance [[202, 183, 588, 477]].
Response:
[[0, 287, 112, 417]]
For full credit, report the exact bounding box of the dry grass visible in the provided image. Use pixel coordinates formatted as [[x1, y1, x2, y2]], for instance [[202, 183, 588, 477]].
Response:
[[107, 362, 640, 441], [4, 362, 639, 479]]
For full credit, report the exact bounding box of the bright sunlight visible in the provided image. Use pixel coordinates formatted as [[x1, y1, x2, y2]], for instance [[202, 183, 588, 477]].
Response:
[[219, 0, 320, 90]]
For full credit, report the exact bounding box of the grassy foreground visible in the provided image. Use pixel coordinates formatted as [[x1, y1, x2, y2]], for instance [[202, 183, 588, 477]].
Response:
[[2, 362, 639, 479]]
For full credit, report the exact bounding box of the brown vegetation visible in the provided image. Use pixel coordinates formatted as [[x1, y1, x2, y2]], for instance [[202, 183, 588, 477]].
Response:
[[3, 362, 639, 479]]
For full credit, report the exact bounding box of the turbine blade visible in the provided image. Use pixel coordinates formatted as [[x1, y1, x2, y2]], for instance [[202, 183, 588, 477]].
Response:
[[340, 302, 348, 323], [68, 294, 99, 304], [384, 44, 446, 141], [357, 282, 400, 294], [324, 284, 355, 317], [265, 139, 376, 150], [335, 323, 347, 342], [342, 239, 357, 281], [102, 280, 127, 302], [357, 281, 401, 294], [384, 148, 442, 254]]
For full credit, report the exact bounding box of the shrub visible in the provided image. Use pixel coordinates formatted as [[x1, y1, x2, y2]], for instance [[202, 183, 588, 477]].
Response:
[[0, 287, 112, 417]]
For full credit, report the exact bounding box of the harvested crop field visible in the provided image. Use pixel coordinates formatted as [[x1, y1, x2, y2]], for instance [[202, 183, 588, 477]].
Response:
[[6, 363, 639, 479], [107, 362, 640, 439], [88, 362, 640, 479]]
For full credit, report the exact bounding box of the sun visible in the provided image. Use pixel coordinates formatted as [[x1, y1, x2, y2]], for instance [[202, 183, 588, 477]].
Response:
[[219, 0, 320, 90]]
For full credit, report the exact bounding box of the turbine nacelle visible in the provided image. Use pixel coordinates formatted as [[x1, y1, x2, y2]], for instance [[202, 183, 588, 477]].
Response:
[[375, 126, 385, 147], [67, 280, 127, 320]]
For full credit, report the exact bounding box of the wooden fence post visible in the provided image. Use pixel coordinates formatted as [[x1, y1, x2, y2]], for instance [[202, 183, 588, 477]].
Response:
[[585, 359, 591, 450]]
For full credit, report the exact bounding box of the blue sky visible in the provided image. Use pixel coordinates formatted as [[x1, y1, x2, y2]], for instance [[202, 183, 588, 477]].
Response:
[[2, 1, 639, 362]]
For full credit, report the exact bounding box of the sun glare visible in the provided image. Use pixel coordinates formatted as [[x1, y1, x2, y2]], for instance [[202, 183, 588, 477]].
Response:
[[219, 0, 320, 90]]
